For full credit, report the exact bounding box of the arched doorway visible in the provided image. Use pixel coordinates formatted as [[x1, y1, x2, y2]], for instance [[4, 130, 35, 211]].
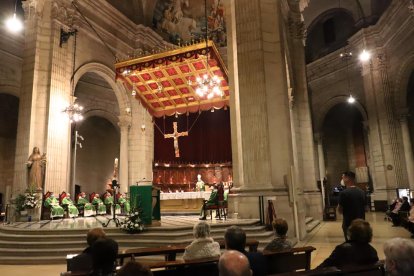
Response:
[[72, 72, 120, 195], [321, 102, 369, 204], [0, 93, 19, 207]]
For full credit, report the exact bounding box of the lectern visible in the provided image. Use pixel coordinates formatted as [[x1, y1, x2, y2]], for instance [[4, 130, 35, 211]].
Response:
[[130, 184, 160, 225]]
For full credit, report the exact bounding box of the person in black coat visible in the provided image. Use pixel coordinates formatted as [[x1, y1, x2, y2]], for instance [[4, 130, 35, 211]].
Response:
[[224, 226, 267, 276], [317, 219, 378, 269]]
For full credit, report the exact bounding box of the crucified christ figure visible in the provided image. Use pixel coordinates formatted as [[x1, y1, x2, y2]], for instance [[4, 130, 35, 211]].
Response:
[[164, 122, 188, 158]]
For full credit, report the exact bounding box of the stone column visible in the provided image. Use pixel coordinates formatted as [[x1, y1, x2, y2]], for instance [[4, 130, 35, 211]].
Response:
[[356, 47, 403, 201], [118, 115, 131, 193], [226, 0, 306, 238], [13, 0, 73, 194], [314, 133, 326, 211], [400, 113, 414, 190], [128, 96, 154, 186]]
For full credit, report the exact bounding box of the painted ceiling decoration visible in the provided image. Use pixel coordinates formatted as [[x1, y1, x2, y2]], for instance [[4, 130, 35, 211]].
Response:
[[115, 40, 229, 118], [152, 0, 226, 46]]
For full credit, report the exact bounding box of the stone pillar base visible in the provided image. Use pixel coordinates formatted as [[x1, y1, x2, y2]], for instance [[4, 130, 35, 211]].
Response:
[[303, 191, 323, 220], [228, 189, 307, 240]]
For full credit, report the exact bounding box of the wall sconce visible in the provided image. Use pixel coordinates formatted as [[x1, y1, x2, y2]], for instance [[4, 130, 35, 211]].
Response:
[[60, 29, 77, 47]]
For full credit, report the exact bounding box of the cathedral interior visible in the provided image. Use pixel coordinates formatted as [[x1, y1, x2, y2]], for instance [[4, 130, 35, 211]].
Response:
[[0, 0, 414, 273]]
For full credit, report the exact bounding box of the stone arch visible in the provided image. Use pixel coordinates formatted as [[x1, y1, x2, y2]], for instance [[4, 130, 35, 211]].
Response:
[[305, 8, 356, 63], [82, 109, 120, 132], [73, 62, 130, 117], [314, 95, 368, 133], [0, 84, 20, 98], [394, 53, 414, 110]]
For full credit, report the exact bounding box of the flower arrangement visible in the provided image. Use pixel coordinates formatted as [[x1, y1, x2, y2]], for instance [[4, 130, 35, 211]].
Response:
[[15, 186, 39, 212], [23, 192, 38, 209], [121, 207, 145, 234]]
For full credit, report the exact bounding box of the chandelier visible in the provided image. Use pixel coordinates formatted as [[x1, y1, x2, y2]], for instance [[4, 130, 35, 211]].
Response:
[[64, 103, 84, 123], [189, 0, 223, 100], [194, 74, 222, 99]]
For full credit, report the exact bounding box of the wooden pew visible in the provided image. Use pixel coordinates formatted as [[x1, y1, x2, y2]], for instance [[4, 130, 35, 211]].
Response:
[[264, 246, 316, 275], [117, 238, 259, 265], [149, 257, 219, 276], [271, 262, 385, 276]]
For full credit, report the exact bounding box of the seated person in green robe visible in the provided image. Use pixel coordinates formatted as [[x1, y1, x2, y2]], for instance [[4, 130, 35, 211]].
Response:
[[61, 192, 79, 218], [199, 185, 218, 220], [77, 192, 95, 217], [44, 192, 64, 219], [103, 192, 121, 215], [92, 194, 107, 215], [117, 193, 130, 214]]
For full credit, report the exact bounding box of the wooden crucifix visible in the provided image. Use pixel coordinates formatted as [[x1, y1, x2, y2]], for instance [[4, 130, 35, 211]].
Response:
[[164, 122, 188, 158]]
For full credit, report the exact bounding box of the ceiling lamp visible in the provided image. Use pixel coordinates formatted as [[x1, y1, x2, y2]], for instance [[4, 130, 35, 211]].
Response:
[[189, 0, 222, 100], [359, 49, 371, 62], [347, 95, 356, 104], [64, 103, 84, 123], [5, 0, 23, 33]]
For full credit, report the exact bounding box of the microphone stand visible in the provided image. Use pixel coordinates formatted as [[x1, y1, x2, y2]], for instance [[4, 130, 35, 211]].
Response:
[[103, 180, 121, 228]]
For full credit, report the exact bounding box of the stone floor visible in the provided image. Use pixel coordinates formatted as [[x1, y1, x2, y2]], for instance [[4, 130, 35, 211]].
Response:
[[0, 212, 411, 275]]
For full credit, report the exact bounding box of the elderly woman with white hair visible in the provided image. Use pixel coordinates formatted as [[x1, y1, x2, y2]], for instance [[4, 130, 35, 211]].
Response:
[[384, 237, 414, 275], [182, 221, 221, 261]]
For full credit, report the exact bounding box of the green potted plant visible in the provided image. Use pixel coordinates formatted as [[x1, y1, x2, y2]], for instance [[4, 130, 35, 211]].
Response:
[[15, 194, 26, 213]]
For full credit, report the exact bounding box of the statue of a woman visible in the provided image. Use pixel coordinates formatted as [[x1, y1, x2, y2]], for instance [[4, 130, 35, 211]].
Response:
[[27, 147, 47, 189]]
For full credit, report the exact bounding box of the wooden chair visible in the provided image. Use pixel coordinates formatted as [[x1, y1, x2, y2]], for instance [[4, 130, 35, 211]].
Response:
[[204, 183, 226, 220], [41, 191, 52, 220], [264, 246, 316, 275], [59, 191, 69, 218]]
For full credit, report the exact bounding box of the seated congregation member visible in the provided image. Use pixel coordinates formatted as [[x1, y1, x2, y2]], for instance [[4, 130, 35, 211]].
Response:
[[91, 238, 119, 276], [263, 218, 292, 252], [61, 192, 79, 218], [219, 250, 252, 276], [77, 192, 95, 217], [390, 198, 403, 226], [199, 184, 218, 220], [117, 260, 153, 276], [224, 226, 266, 276], [103, 191, 121, 214], [69, 227, 106, 272], [117, 193, 130, 214], [44, 192, 64, 218], [317, 219, 378, 269], [182, 221, 221, 261], [384, 237, 414, 276], [92, 193, 107, 215]]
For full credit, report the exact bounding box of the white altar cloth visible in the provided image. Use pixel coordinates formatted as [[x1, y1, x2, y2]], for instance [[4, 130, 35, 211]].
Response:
[[160, 191, 211, 200]]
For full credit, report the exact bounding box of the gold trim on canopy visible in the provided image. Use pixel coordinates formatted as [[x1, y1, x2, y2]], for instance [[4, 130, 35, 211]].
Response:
[[115, 40, 229, 117]]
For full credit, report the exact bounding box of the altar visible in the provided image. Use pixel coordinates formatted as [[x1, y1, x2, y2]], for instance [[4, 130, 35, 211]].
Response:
[[160, 191, 211, 212]]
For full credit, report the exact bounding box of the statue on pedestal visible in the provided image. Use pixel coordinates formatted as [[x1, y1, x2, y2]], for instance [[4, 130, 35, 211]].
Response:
[[195, 174, 205, 192], [26, 147, 47, 190]]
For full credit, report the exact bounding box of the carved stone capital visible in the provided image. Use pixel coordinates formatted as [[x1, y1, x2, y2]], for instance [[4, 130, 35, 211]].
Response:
[[22, 0, 44, 20], [52, 0, 77, 29], [287, 16, 306, 40], [118, 115, 132, 130]]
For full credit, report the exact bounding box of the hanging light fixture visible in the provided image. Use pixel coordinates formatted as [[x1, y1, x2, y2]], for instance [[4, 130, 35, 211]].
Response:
[[189, 0, 223, 99], [64, 103, 84, 123], [340, 49, 356, 105], [5, 0, 23, 33], [62, 28, 84, 123]]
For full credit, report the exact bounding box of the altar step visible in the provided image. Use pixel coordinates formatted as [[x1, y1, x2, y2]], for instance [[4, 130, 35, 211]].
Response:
[[0, 217, 276, 264], [305, 217, 321, 233]]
